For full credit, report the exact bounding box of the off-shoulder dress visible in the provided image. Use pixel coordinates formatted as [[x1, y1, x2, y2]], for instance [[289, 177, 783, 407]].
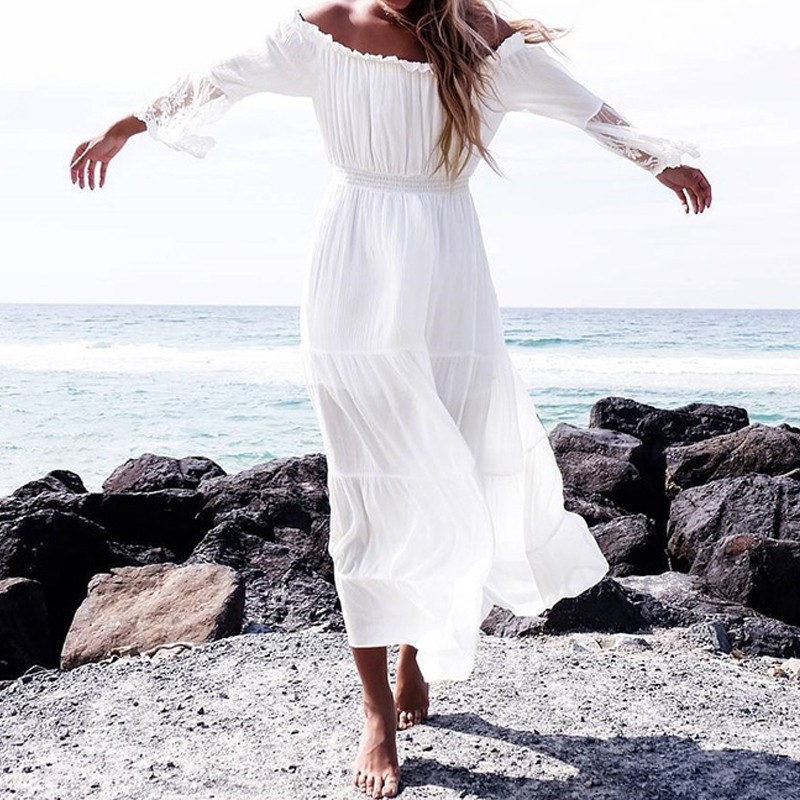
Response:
[[133, 6, 699, 682]]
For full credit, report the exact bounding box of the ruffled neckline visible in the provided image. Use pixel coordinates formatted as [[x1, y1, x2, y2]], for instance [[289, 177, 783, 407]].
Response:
[[291, 7, 527, 73]]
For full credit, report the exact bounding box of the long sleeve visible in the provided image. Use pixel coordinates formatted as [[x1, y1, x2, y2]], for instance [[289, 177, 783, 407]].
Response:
[[132, 11, 316, 158], [494, 41, 700, 176]]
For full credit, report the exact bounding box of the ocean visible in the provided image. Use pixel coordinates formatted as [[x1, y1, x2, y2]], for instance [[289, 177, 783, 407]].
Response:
[[1, 303, 797, 497]]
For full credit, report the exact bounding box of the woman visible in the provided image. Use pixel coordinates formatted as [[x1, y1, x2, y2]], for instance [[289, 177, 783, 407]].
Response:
[[70, 1, 711, 796]]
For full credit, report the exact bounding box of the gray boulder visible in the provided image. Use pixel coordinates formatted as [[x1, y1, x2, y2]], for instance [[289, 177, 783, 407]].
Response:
[[589, 396, 749, 448], [701, 533, 800, 625], [667, 473, 800, 572], [102, 453, 226, 493], [590, 514, 667, 576], [549, 423, 662, 520], [665, 422, 800, 499], [187, 518, 342, 633]]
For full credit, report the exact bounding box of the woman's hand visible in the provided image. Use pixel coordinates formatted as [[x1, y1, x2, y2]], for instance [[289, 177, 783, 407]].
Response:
[[70, 116, 145, 190], [69, 133, 126, 190], [656, 165, 712, 214]]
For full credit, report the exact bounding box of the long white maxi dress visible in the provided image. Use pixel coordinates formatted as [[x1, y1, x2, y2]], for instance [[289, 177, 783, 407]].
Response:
[[133, 6, 700, 682]]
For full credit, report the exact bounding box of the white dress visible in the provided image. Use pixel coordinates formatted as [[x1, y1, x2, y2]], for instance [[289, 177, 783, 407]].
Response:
[[133, 6, 699, 682]]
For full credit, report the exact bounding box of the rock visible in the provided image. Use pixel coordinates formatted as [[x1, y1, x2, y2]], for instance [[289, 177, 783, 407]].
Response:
[[196, 454, 332, 579], [60, 562, 245, 669], [596, 633, 653, 651], [590, 514, 668, 576], [613, 571, 712, 627], [617, 571, 800, 659], [0, 577, 55, 678], [589, 397, 749, 448], [1, 480, 208, 565], [549, 424, 663, 520], [0, 510, 112, 644], [702, 615, 800, 660], [665, 422, 800, 498], [701, 534, 800, 625], [198, 454, 329, 532], [480, 606, 544, 637], [187, 519, 342, 633], [71, 491, 208, 563], [2, 470, 88, 505], [274, 516, 334, 582], [706, 620, 732, 653], [562, 486, 631, 527], [102, 454, 226, 493], [666, 474, 800, 572], [542, 576, 651, 634]]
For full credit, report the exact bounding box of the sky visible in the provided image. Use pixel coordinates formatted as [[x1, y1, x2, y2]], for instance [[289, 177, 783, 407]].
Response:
[[1, 0, 798, 308]]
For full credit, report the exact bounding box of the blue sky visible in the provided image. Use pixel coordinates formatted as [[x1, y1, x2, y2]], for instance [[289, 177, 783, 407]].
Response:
[[3, 0, 798, 308]]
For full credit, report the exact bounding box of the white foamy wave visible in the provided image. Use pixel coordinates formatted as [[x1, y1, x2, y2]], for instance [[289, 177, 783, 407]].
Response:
[[1, 342, 798, 391], [0, 341, 306, 383], [509, 351, 800, 390]]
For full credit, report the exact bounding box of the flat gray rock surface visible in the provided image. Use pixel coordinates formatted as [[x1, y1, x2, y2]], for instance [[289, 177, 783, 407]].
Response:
[[1, 627, 798, 799]]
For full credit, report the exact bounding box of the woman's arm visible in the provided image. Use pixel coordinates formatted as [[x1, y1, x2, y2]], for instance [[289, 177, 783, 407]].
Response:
[[69, 8, 317, 191], [495, 42, 713, 214]]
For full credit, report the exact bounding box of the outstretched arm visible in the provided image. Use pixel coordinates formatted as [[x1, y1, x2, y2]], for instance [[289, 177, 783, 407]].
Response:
[[495, 41, 713, 214], [69, 9, 316, 191]]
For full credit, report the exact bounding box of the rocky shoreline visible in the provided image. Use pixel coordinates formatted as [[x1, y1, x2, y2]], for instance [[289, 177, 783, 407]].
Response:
[[2, 395, 800, 682], [1, 394, 799, 798]]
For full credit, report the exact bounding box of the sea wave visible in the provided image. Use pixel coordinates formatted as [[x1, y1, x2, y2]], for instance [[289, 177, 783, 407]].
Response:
[[0, 341, 798, 389]]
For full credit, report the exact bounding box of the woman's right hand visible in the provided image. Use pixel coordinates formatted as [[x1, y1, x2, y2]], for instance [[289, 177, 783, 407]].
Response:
[[70, 115, 145, 190]]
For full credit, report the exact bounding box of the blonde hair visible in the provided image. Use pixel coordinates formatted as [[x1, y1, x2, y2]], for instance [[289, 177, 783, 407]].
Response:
[[379, 0, 570, 180]]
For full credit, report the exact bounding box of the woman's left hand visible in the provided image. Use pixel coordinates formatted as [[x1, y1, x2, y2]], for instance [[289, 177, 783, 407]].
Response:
[[655, 165, 712, 214]]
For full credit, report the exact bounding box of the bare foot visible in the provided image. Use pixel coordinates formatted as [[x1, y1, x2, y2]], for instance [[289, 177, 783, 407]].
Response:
[[352, 693, 400, 798], [394, 647, 429, 730]]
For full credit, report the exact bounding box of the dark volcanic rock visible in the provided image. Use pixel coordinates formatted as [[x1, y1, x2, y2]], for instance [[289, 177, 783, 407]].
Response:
[[71, 491, 208, 562], [590, 514, 668, 576], [665, 421, 800, 499], [571, 570, 800, 659], [589, 397, 750, 449], [616, 571, 800, 658], [102, 453, 226, 493], [3, 470, 87, 505], [196, 454, 333, 583], [701, 534, 800, 626], [0, 510, 112, 644], [667, 473, 800, 572], [198, 453, 329, 531], [483, 570, 800, 658], [0, 577, 55, 677], [562, 486, 631, 527], [1, 468, 208, 565], [0, 470, 88, 523], [187, 518, 341, 633], [542, 576, 651, 633], [549, 423, 663, 520]]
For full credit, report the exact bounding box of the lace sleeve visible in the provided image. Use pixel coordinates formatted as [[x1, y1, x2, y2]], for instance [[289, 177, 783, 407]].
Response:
[[582, 101, 700, 176], [495, 42, 700, 176], [132, 10, 316, 158]]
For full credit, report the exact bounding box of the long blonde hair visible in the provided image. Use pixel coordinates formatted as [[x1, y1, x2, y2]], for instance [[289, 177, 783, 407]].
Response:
[[379, 0, 570, 179]]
